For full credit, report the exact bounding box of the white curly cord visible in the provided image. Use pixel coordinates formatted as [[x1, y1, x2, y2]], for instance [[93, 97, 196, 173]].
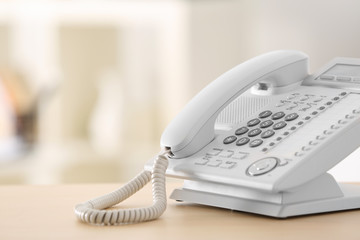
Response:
[[74, 149, 170, 225]]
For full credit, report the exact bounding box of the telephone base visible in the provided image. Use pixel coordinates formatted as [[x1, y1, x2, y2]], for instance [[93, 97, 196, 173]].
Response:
[[170, 181, 360, 218]]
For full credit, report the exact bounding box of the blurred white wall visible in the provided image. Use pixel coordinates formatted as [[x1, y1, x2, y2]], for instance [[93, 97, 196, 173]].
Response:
[[0, 0, 359, 183]]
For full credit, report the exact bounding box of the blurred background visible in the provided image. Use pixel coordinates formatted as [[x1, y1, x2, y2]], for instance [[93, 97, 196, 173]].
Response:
[[0, 0, 360, 184]]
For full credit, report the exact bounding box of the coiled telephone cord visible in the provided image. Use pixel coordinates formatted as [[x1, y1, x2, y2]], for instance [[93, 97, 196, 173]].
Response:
[[74, 149, 170, 225]]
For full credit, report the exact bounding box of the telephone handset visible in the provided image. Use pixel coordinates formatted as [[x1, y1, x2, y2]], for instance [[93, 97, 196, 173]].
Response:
[[161, 50, 308, 158], [75, 50, 360, 225]]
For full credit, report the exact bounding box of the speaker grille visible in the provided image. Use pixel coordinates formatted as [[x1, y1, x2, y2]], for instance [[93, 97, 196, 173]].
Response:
[[216, 96, 271, 125]]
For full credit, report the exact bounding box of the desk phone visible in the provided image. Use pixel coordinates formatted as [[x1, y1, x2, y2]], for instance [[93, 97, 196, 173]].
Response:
[[75, 51, 360, 225]]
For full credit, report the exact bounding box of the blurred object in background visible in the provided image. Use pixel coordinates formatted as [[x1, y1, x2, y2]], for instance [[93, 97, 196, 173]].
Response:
[[0, 69, 36, 161]]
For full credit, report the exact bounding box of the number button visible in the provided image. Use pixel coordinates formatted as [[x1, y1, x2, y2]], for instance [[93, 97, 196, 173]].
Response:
[[259, 110, 272, 118], [285, 113, 299, 121], [249, 139, 263, 148], [272, 112, 285, 120], [247, 118, 260, 127], [235, 127, 249, 135], [236, 137, 250, 146], [261, 129, 275, 138], [223, 136, 237, 144], [273, 121, 287, 130], [260, 120, 274, 128], [248, 128, 262, 137]]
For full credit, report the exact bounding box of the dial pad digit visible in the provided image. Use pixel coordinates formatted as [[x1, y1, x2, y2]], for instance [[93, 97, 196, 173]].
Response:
[[260, 120, 274, 128], [248, 128, 262, 137], [236, 137, 250, 146], [259, 110, 272, 118], [247, 118, 261, 127], [272, 112, 285, 120], [235, 127, 249, 135], [223, 136, 237, 144]]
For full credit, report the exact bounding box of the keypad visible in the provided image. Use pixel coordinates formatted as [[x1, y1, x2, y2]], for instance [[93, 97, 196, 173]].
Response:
[[221, 91, 349, 151]]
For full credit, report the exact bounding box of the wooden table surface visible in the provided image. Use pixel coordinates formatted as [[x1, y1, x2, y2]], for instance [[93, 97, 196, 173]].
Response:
[[1, 181, 360, 240]]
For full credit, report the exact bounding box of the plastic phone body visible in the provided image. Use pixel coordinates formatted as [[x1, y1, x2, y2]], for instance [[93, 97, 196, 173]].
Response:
[[145, 51, 360, 218]]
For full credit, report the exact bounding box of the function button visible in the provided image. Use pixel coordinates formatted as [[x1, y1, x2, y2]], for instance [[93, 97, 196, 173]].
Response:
[[326, 101, 333, 105], [319, 75, 335, 81], [286, 103, 298, 110], [273, 121, 287, 130], [247, 118, 261, 127], [318, 106, 325, 110], [223, 136, 237, 144], [336, 76, 352, 82], [259, 110, 272, 118], [337, 119, 348, 124], [304, 116, 311, 120], [353, 109, 360, 114], [261, 129, 275, 139], [316, 135, 326, 140], [269, 142, 275, 146], [206, 148, 222, 156], [249, 139, 263, 148], [235, 126, 249, 135], [236, 137, 250, 146], [295, 152, 304, 157], [271, 111, 285, 120], [248, 128, 262, 137], [297, 121, 304, 126], [302, 145, 311, 151], [207, 159, 222, 167], [290, 126, 297, 130], [309, 140, 319, 146], [219, 150, 235, 158], [276, 100, 289, 107], [283, 131, 290, 136], [220, 161, 237, 169], [332, 96, 340, 101], [340, 92, 347, 96], [353, 78, 360, 83], [247, 157, 278, 176], [195, 159, 209, 165], [285, 113, 299, 121], [300, 96, 309, 101], [313, 97, 323, 102], [287, 94, 297, 100], [345, 114, 355, 119], [311, 111, 318, 115], [232, 152, 248, 160], [260, 120, 274, 128]]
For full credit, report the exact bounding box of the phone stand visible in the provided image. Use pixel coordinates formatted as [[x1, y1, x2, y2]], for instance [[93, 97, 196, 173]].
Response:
[[170, 173, 360, 218]]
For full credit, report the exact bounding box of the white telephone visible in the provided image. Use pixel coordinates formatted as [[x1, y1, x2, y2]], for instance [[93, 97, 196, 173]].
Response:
[[75, 50, 360, 225]]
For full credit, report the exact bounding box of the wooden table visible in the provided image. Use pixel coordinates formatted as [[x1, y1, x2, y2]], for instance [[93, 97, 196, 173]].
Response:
[[1, 181, 360, 240]]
